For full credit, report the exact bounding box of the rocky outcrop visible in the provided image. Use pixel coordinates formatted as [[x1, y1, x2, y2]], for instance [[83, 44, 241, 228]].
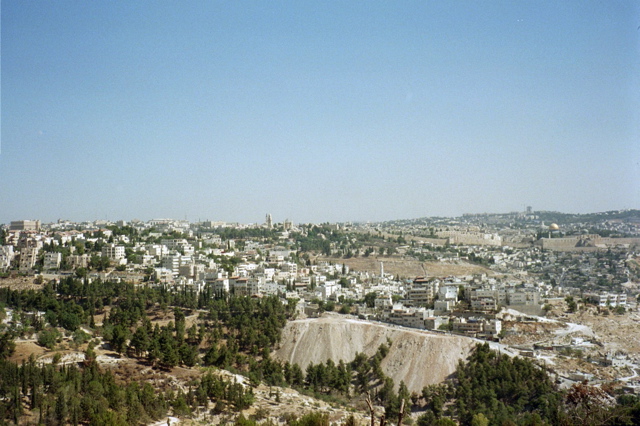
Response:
[[274, 315, 476, 392]]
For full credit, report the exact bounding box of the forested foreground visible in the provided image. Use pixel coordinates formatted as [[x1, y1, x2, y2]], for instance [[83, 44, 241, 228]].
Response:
[[417, 343, 640, 425], [0, 278, 639, 425]]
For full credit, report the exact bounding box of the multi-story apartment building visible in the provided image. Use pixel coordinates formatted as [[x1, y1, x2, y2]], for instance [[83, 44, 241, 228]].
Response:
[[231, 277, 249, 296], [470, 296, 498, 312], [178, 264, 196, 278], [405, 277, 438, 306], [484, 319, 502, 336], [146, 244, 169, 259], [202, 234, 222, 246], [0, 246, 15, 271], [67, 254, 89, 269], [101, 244, 125, 262], [388, 308, 428, 329], [162, 253, 192, 276], [43, 252, 62, 270], [281, 262, 298, 276], [161, 239, 194, 255], [247, 277, 264, 295], [584, 292, 627, 308], [452, 318, 502, 338], [19, 247, 39, 271], [154, 267, 174, 283], [506, 289, 540, 306], [375, 295, 393, 310], [215, 278, 231, 294], [452, 318, 484, 335], [438, 285, 459, 301]]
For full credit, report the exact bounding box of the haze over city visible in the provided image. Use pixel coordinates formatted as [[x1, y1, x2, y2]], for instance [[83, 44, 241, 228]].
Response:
[[2, 1, 639, 224]]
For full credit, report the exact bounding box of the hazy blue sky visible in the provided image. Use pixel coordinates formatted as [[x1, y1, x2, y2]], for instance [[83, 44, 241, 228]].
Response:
[[2, 1, 639, 224]]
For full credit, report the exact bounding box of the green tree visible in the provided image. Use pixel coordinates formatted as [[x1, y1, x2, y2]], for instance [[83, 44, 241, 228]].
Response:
[[364, 292, 377, 308], [55, 391, 68, 425], [109, 324, 129, 354], [289, 412, 330, 426], [37, 328, 60, 349], [129, 327, 149, 357], [0, 332, 16, 359], [161, 342, 179, 368], [471, 413, 489, 426]]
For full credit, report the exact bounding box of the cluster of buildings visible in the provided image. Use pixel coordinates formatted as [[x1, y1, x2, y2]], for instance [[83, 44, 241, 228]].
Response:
[[2, 217, 550, 342], [2, 220, 49, 272], [2, 213, 638, 341], [362, 274, 549, 339]]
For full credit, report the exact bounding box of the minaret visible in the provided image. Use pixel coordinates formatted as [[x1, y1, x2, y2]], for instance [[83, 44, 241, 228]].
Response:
[[266, 214, 273, 229]]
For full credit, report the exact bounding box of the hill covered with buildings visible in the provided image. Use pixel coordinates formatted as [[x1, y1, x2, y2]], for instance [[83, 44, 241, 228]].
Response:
[[0, 210, 639, 424]]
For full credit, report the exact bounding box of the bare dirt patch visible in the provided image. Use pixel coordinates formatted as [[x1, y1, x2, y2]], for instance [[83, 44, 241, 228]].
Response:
[[8, 340, 47, 363], [320, 256, 493, 279], [500, 321, 563, 346], [0, 276, 43, 291], [570, 309, 640, 355], [500, 306, 640, 383]]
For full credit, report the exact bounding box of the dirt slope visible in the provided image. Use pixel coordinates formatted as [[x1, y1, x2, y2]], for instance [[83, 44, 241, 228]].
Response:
[[274, 315, 476, 393]]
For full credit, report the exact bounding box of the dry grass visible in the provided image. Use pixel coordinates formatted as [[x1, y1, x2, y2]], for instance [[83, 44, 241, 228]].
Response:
[[0, 276, 43, 291], [319, 255, 493, 279], [8, 340, 47, 364]]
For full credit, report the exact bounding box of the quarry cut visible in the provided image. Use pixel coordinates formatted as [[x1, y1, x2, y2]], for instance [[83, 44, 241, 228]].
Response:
[[274, 315, 477, 393]]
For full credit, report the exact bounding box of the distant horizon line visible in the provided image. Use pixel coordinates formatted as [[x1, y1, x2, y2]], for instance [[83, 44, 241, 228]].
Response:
[[3, 207, 638, 228]]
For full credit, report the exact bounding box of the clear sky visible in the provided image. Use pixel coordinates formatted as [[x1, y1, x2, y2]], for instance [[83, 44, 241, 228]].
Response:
[[2, 1, 639, 225]]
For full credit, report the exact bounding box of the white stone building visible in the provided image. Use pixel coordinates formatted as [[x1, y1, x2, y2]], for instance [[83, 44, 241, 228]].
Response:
[[43, 252, 62, 270], [102, 244, 126, 263]]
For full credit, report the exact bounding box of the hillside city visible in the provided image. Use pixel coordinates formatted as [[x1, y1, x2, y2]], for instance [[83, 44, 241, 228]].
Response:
[[1, 209, 639, 424]]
